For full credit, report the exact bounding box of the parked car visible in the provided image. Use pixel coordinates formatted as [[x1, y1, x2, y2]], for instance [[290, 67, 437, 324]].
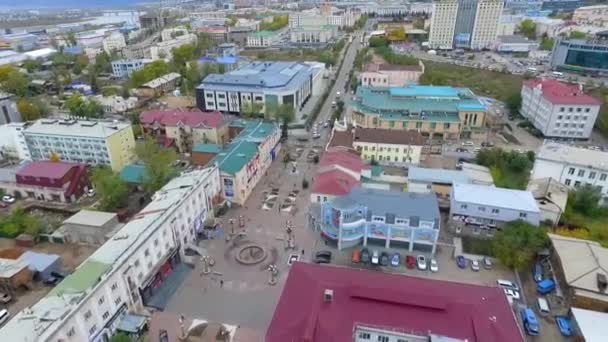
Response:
[[503, 288, 520, 300], [0, 309, 9, 327], [44, 276, 61, 286], [497, 279, 520, 292], [473, 147, 481, 154], [537, 297, 550, 315], [361, 248, 370, 263], [1, 195, 15, 204], [555, 316, 572, 336], [455, 147, 469, 153], [482, 257, 493, 270], [470, 259, 480, 271], [371, 250, 380, 265], [405, 255, 416, 269], [520, 307, 540, 336], [0, 292, 11, 304], [314, 251, 332, 264], [86, 188, 96, 197], [390, 252, 400, 267], [416, 255, 427, 270], [351, 249, 361, 263], [380, 252, 389, 266], [456, 255, 466, 269], [533, 262, 543, 282], [461, 141, 474, 147], [429, 258, 438, 272], [481, 141, 495, 147], [537, 279, 555, 294]]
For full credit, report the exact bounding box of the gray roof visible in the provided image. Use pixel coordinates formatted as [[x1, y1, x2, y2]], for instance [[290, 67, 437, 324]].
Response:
[[198, 61, 313, 93], [408, 166, 471, 185], [63, 210, 117, 227], [333, 188, 441, 228], [452, 184, 539, 213], [24, 118, 132, 138]]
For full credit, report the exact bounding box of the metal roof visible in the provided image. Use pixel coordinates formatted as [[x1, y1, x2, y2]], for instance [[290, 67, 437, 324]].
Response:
[[408, 167, 471, 185], [452, 184, 539, 213], [24, 118, 131, 138], [537, 142, 608, 171], [63, 210, 117, 227], [572, 308, 608, 342]]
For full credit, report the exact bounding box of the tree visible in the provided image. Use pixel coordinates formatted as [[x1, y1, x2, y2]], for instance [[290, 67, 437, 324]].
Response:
[[181, 61, 201, 95], [273, 104, 295, 139], [89, 68, 99, 93], [17, 98, 43, 121], [569, 184, 603, 217], [506, 91, 522, 115], [134, 138, 178, 195], [539, 35, 555, 51], [387, 27, 406, 42], [94, 51, 112, 74], [92, 167, 130, 211], [64, 93, 104, 118], [368, 36, 389, 48], [49, 150, 61, 162], [172, 44, 197, 70], [259, 15, 289, 31], [23, 58, 40, 73], [1, 70, 29, 97], [109, 333, 133, 342], [73, 54, 89, 75], [518, 19, 536, 39], [569, 30, 587, 39], [129, 60, 170, 88], [241, 100, 264, 118], [0, 208, 43, 238], [65, 32, 77, 46], [492, 220, 548, 270]]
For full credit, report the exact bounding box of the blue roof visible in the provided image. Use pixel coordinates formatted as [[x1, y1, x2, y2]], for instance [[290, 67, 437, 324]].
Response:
[[63, 46, 83, 54], [408, 167, 471, 185], [192, 143, 222, 153], [199, 61, 313, 93], [389, 86, 460, 98], [119, 164, 147, 184], [19, 251, 60, 272], [213, 140, 259, 175], [236, 120, 278, 143], [217, 56, 238, 64]]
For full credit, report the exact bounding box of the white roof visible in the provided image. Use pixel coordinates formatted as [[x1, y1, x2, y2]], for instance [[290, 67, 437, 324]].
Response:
[[537, 142, 608, 171], [0, 258, 28, 278], [572, 308, 608, 342], [548, 234, 608, 294], [141, 72, 181, 89], [24, 118, 131, 138], [452, 183, 539, 213], [460, 162, 494, 186], [24, 48, 57, 59], [63, 210, 117, 227]]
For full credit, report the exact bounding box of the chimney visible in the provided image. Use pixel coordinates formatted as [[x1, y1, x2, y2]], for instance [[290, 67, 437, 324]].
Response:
[[598, 273, 607, 292], [323, 289, 334, 302]]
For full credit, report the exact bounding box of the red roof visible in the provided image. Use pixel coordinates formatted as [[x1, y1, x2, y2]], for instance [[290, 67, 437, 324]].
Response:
[[319, 149, 369, 174], [198, 26, 227, 33], [523, 79, 601, 105], [17, 161, 81, 179], [267, 263, 524, 342], [311, 169, 359, 196], [140, 109, 225, 128]]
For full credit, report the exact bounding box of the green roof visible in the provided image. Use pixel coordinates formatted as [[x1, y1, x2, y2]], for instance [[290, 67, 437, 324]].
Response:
[[214, 140, 259, 175], [251, 30, 275, 37], [238, 120, 278, 142], [49, 260, 110, 295], [120, 164, 147, 184], [192, 143, 222, 154]]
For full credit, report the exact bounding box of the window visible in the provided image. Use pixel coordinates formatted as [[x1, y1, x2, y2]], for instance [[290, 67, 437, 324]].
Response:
[[416, 122, 422, 128], [364, 146, 368, 151], [574, 181, 581, 187], [358, 332, 371, 339], [491, 208, 499, 214], [154, 239, 159, 246], [144, 249, 150, 257], [585, 108, 590, 113], [578, 169, 585, 177], [115, 297, 121, 305], [67, 327, 75, 337], [559, 107, 565, 112], [461, 204, 468, 209], [568, 168, 575, 175], [98, 296, 104, 305], [519, 212, 527, 218], [565, 179, 571, 186], [590, 171, 597, 179], [84, 310, 92, 320], [478, 206, 486, 212], [557, 115, 563, 119], [377, 336, 389, 342], [373, 216, 385, 222], [600, 174, 607, 181], [389, 121, 395, 128], [102, 311, 109, 320], [89, 325, 97, 335]]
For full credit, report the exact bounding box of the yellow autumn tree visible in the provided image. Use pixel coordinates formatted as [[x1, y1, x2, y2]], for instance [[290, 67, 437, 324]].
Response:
[[49, 150, 61, 162]]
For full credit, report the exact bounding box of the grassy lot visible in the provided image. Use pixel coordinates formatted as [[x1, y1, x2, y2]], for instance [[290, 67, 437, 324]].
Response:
[[476, 148, 534, 190], [461, 235, 495, 256]]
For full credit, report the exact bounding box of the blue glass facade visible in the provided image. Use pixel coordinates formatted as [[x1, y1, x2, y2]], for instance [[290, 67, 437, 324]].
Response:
[[551, 38, 608, 73]]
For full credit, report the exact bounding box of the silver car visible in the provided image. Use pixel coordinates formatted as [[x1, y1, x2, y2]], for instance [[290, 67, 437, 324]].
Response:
[[471, 259, 480, 272]]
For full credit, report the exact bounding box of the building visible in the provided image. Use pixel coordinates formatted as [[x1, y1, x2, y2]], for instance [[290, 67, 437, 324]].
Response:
[[212, 120, 281, 205], [136, 72, 181, 98], [19, 251, 62, 282], [102, 32, 126, 54], [495, 35, 539, 53], [139, 13, 169, 29], [228, 26, 255, 46], [351, 86, 487, 140], [93, 95, 138, 114], [246, 31, 277, 47], [0, 258, 32, 291], [520, 78, 601, 139], [111, 59, 152, 79], [196, 61, 315, 115], [429, 0, 504, 50], [460, 162, 495, 185], [140, 109, 228, 152], [267, 262, 524, 342], [0, 92, 21, 125], [527, 177, 568, 226], [289, 8, 358, 29], [551, 31, 608, 75], [352, 128, 426, 165], [0, 32, 38, 51], [504, 0, 543, 13], [198, 26, 229, 44], [531, 142, 608, 205], [571, 308, 608, 342], [58, 210, 121, 245], [316, 187, 441, 251], [450, 183, 541, 227], [290, 25, 337, 45], [408, 166, 472, 198], [311, 149, 370, 204], [358, 62, 425, 87], [549, 234, 608, 311], [541, 0, 583, 12], [149, 33, 197, 60], [23, 118, 135, 172], [0, 122, 31, 160], [0, 166, 221, 342], [573, 5, 608, 28]]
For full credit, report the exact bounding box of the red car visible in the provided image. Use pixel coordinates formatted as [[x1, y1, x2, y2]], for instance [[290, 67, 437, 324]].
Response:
[[405, 255, 416, 269]]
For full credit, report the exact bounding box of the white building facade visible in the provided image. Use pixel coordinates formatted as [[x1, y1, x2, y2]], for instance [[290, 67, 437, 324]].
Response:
[[111, 59, 151, 79], [0, 166, 222, 342], [102, 32, 126, 54], [246, 32, 276, 47], [429, 0, 459, 49], [531, 142, 608, 205], [0, 122, 31, 160], [520, 79, 601, 139]]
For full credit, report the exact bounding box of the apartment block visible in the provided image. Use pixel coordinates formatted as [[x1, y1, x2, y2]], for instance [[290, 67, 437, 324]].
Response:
[[359, 62, 425, 87], [520, 79, 601, 139], [246, 31, 277, 47], [111, 59, 152, 79], [102, 32, 126, 54], [23, 118, 135, 172]]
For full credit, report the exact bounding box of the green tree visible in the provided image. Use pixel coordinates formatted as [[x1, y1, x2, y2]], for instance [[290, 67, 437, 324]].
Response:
[[0, 208, 43, 238], [272, 104, 295, 138], [181, 61, 201, 95], [23, 58, 40, 73], [506, 91, 522, 115], [539, 35, 555, 51], [368, 36, 389, 48], [387, 27, 406, 41], [492, 220, 547, 270], [109, 332, 131, 342], [92, 167, 130, 211], [65, 32, 77, 46], [89, 68, 99, 93], [241, 100, 264, 118], [569, 30, 587, 39], [94, 51, 113, 74], [1, 70, 29, 96], [172, 43, 197, 69], [259, 15, 289, 31], [518, 19, 536, 39], [129, 60, 170, 88], [134, 138, 178, 195], [569, 184, 603, 217], [64, 93, 103, 118], [73, 54, 89, 75], [17, 98, 43, 121]]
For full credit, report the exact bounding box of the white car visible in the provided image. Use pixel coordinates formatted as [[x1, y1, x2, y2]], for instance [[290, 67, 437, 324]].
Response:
[[429, 258, 439, 272], [371, 250, 379, 265], [1, 195, 15, 203], [86, 188, 96, 197], [503, 288, 521, 300], [461, 141, 474, 147], [416, 255, 427, 270], [471, 259, 480, 271], [336, 91, 341, 96]]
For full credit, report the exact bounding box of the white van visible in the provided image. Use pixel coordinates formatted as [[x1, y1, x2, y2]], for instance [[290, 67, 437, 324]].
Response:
[[537, 297, 550, 315], [497, 279, 520, 292], [0, 309, 9, 326]]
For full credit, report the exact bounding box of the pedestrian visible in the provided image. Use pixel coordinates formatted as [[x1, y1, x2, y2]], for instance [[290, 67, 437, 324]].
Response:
[[301, 249, 305, 256], [220, 279, 224, 288]]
